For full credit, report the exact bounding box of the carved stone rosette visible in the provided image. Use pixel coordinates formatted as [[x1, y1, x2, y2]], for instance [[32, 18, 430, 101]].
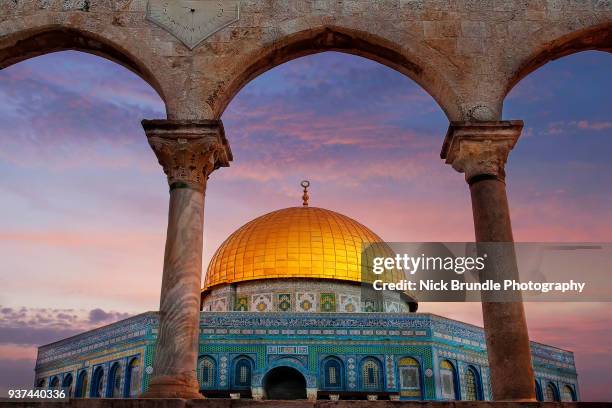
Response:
[[142, 120, 233, 191], [440, 121, 523, 183]]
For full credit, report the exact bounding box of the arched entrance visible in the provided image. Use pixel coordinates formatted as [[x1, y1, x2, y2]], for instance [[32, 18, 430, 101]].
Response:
[[263, 366, 307, 400]]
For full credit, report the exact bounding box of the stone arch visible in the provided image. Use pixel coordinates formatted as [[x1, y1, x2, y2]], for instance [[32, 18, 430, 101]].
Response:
[[211, 25, 460, 120], [0, 24, 168, 112], [504, 23, 612, 98]]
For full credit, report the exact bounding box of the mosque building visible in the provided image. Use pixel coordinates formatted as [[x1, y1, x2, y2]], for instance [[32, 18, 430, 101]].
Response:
[[34, 185, 579, 402]]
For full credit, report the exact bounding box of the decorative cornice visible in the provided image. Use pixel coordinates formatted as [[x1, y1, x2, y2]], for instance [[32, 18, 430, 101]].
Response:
[[142, 120, 233, 191], [440, 121, 523, 183]]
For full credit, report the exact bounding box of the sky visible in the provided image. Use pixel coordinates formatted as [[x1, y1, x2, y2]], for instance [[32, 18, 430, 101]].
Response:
[[0, 49, 610, 400]]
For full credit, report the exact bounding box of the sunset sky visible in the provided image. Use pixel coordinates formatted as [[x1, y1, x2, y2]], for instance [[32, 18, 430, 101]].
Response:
[[0, 50, 610, 400]]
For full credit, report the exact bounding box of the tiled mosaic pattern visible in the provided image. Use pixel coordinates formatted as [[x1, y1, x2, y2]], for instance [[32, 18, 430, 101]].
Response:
[[320, 293, 336, 312], [277, 293, 291, 311], [251, 293, 272, 312], [35, 312, 579, 402], [202, 280, 411, 313]]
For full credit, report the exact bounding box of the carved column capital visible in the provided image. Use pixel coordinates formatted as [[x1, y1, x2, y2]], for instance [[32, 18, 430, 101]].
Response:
[[440, 121, 523, 183], [142, 120, 233, 191]]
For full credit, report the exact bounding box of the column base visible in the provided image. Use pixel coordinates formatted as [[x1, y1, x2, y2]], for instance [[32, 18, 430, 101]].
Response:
[[140, 375, 204, 399], [251, 387, 264, 400]]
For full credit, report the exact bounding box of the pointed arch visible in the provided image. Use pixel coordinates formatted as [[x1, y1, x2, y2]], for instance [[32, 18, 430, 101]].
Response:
[[197, 355, 217, 389], [125, 357, 141, 397], [463, 365, 482, 401], [0, 25, 168, 111], [545, 381, 560, 402], [439, 359, 458, 400], [74, 370, 88, 398], [360, 356, 383, 391], [211, 25, 460, 120], [321, 356, 344, 390], [90, 366, 104, 398], [398, 356, 422, 399], [107, 362, 122, 398], [504, 22, 612, 98], [231, 356, 254, 390]]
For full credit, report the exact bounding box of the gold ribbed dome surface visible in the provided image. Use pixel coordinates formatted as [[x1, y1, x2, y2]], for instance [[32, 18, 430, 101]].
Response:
[[203, 206, 400, 289]]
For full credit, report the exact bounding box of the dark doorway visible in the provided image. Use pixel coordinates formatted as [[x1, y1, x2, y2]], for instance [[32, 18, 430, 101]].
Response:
[[263, 366, 307, 400]]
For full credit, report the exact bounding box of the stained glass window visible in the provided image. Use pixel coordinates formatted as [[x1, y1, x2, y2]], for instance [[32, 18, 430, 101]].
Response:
[[109, 363, 122, 397], [545, 383, 558, 401], [464, 367, 479, 400], [234, 358, 251, 387], [49, 376, 59, 389], [91, 367, 104, 398], [440, 360, 457, 400], [198, 357, 215, 388], [75, 371, 87, 398], [127, 358, 141, 397], [62, 374, 73, 398], [361, 358, 381, 389], [323, 358, 343, 388], [399, 357, 421, 398], [561, 385, 575, 402]]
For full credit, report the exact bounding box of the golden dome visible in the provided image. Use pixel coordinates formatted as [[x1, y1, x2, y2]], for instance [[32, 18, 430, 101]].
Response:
[[203, 206, 402, 290]]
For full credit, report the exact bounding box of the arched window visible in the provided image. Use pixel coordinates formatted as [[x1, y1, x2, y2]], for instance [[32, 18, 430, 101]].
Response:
[[75, 371, 88, 398], [545, 382, 559, 401], [36, 378, 46, 388], [233, 358, 252, 388], [361, 357, 382, 390], [198, 357, 216, 389], [90, 367, 104, 398], [561, 385, 576, 402], [398, 357, 421, 398], [535, 380, 543, 401], [125, 358, 141, 397], [463, 366, 481, 401], [49, 376, 59, 389], [108, 362, 122, 398], [322, 357, 344, 389], [62, 374, 73, 397], [439, 360, 457, 400]]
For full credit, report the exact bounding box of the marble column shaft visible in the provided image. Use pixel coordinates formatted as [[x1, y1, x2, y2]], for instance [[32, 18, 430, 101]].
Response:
[[441, 121, 536, 401], [141, 120, 232, 398]]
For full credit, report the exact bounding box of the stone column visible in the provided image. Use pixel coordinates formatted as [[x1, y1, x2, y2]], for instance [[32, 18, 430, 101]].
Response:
[[141, 120, 232, 399], [441, 121, 536, 401]]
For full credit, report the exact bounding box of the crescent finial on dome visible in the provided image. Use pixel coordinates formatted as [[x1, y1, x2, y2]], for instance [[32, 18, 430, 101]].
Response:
[[300, 180, 310, 206]]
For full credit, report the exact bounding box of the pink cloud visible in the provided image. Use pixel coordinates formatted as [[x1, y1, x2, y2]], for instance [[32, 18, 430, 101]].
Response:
[[0, 344, 37, 361], [575, 120, 612, 131]]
